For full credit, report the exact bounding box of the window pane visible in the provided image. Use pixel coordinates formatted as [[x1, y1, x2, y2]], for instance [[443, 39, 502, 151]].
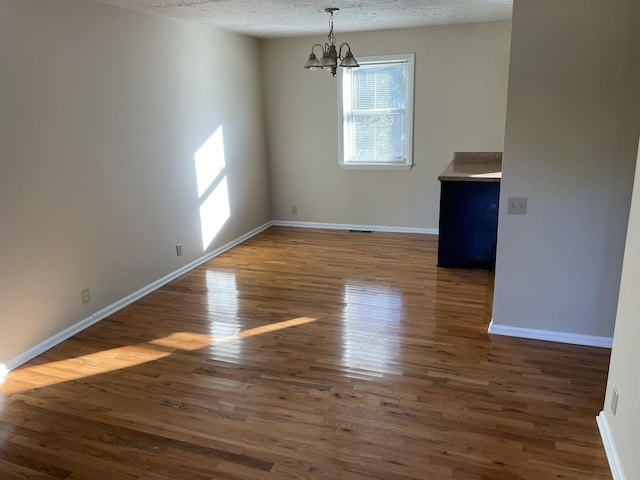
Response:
[[352, 113, 405, 161]]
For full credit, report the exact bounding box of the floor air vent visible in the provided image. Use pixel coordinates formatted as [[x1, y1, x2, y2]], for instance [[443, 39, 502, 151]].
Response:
[[349, 230, 373, 233]]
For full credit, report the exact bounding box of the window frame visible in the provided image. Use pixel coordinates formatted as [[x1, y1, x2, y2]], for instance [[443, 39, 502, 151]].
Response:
[[337, 53, 415, 171]]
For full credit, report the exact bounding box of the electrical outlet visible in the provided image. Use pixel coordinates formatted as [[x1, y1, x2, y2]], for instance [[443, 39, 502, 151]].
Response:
[[611, 388, 619, 415], [176, 244, 182, 257], [81, 288, 90, 305], [291, 205, 298, 215], [507, 197, 527, 215]]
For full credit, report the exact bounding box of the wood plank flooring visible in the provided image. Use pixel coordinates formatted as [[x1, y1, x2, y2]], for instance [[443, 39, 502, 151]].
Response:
[[0, 227, 612, 479]]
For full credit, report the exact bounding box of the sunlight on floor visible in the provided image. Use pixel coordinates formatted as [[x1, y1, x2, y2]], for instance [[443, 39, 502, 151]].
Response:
[[150, 317, 317, 351], [0, 345, 173, 396], [206, 270, 241, 358], [342, 284, 402, 372], [0, 316, 317, 396]]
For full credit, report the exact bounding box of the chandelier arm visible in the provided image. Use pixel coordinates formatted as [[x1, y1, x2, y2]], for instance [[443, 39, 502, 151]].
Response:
[[310, 43, 326, 55], [338, 42, 352, 59]]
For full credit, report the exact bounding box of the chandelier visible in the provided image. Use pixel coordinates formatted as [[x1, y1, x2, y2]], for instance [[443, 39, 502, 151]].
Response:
[[304, 8, 359, 77]]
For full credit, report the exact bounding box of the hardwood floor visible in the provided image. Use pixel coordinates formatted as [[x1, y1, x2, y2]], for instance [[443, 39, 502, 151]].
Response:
[[0, 227, 612, 479]]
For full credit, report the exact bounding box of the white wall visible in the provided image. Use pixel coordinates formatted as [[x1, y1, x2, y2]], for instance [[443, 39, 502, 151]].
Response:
[[0, 0, 271, 364], [600, 3, 640, 476], [262, 22, 511, 228], [491, 0, 640, 340], [601, 141, 640, 479]]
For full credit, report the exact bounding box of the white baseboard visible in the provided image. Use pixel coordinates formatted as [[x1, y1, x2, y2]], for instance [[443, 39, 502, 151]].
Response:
[[487, 320, 613, 348], [597, 411, 626, 480], [2, 222, 272, 372], [271, 220, 438, 235]]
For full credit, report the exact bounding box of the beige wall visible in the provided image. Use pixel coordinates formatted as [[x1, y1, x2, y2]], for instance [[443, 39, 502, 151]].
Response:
[[0, 0, 271, 363], [492, 0, 640, 339], [262, 22, 511, 228]]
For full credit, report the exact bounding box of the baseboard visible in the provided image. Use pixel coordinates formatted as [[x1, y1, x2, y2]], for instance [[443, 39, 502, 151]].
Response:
[[2, 222, 272, 372], [487, 320, 613, 348], [271, 220, 438, 235], [596, 411, 626, 480]]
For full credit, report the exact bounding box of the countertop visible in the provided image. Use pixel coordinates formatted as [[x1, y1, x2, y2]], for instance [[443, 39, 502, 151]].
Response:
[[438, 152, 502, 182]]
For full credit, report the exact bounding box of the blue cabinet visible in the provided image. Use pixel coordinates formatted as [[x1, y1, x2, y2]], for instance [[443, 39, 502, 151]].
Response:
[[437, 180, 500, 271]]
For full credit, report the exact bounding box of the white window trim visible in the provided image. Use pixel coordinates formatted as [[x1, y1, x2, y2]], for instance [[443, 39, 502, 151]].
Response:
[[338, 53, 415, 171]]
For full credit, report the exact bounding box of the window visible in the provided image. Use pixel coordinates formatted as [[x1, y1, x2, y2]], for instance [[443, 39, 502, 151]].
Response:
[[338, 53, 415, 170]]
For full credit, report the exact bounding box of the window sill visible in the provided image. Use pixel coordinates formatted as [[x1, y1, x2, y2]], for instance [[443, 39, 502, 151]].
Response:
[[339, 163, 413, 171]]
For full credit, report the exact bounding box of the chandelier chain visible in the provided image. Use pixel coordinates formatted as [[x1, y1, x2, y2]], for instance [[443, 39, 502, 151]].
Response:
[[327, 11, 336, 45]]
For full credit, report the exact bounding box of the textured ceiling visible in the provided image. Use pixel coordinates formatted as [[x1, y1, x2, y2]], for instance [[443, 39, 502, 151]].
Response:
[[90, 0, 513, 38]]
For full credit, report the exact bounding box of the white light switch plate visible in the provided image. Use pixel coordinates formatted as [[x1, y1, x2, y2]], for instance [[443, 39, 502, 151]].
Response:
[[507, 197, 527, 214]]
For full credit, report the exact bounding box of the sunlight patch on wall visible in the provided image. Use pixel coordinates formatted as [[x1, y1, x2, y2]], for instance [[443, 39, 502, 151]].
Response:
[[195, 126, 231, 250], [199, 177, 230, 250]]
